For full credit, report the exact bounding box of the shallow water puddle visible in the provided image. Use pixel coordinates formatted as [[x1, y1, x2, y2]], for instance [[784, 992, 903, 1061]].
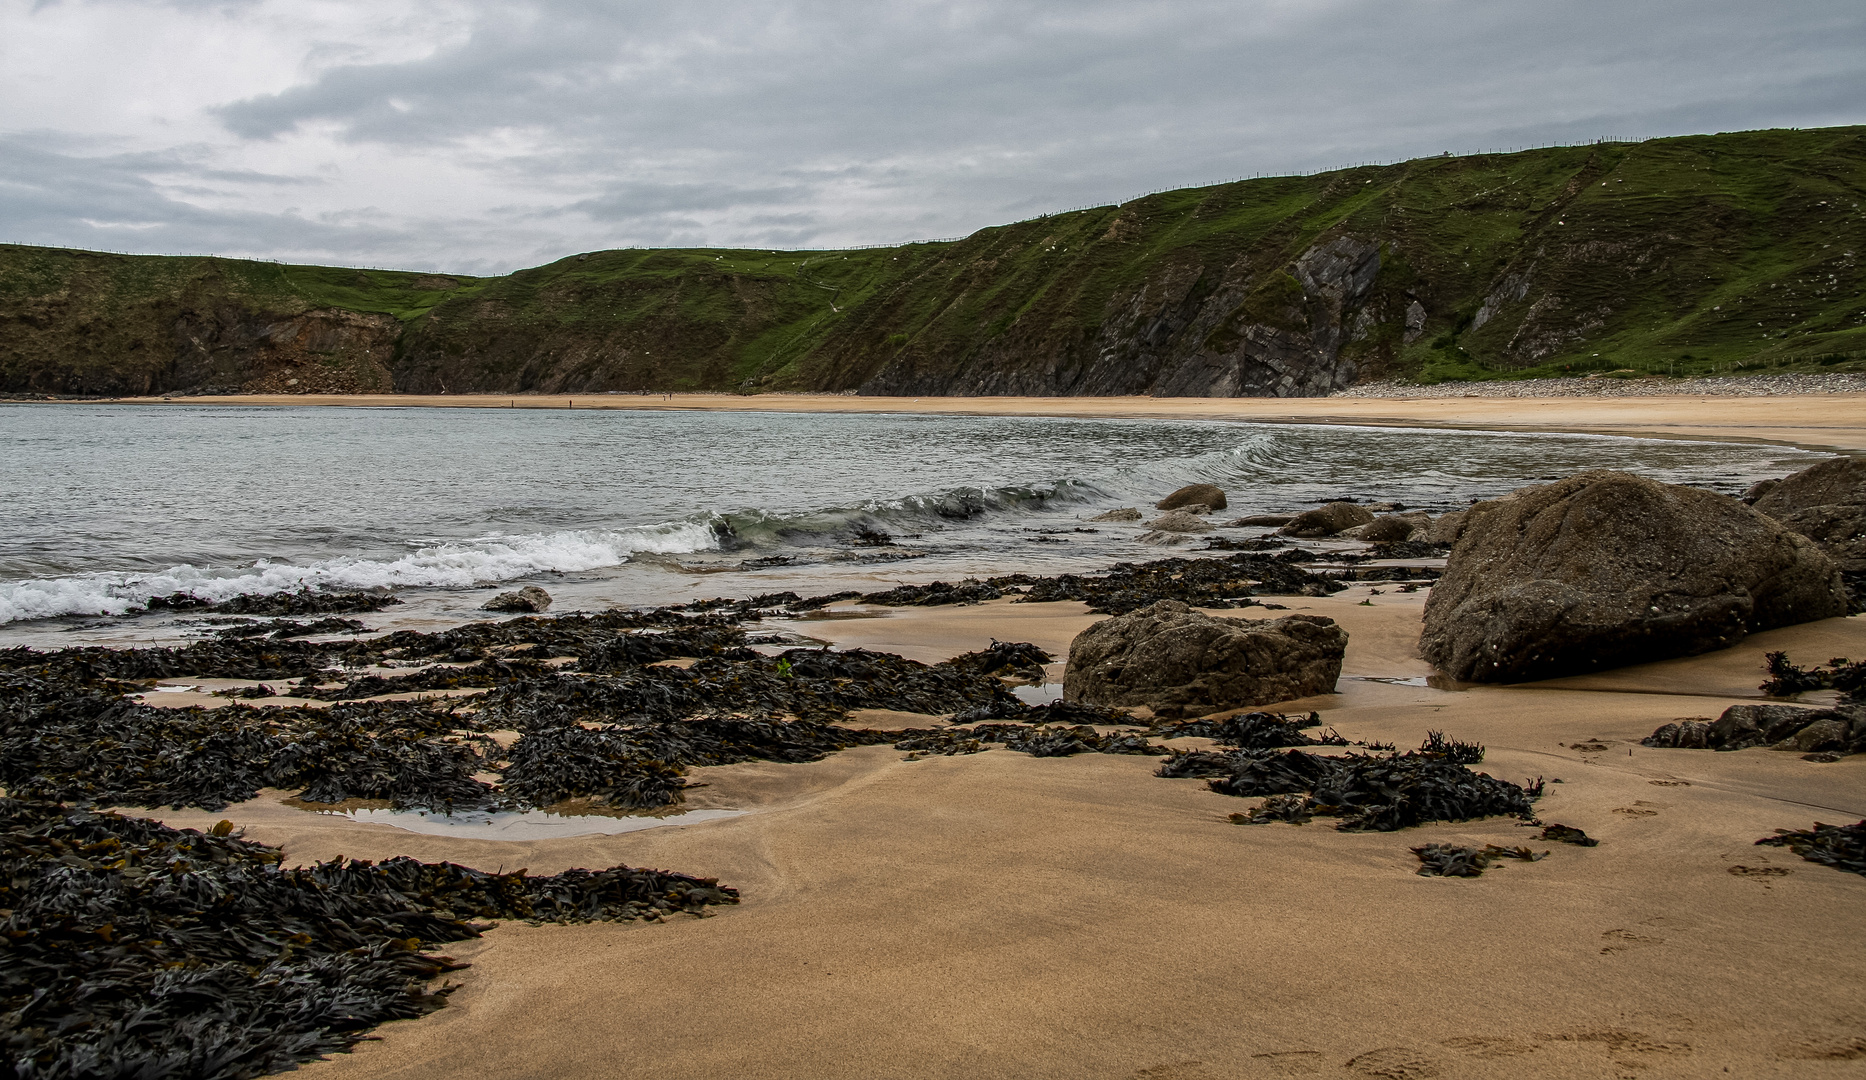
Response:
[[314, 806, 747, 841], [1013, 682, 1064, 705]]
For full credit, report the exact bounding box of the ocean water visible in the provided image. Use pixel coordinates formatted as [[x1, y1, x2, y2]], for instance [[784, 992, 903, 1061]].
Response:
[[0, 403, 1831, 638]]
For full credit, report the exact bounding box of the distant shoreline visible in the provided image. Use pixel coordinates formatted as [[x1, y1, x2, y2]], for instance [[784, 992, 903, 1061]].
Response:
[[10, 387, 1866, 454]]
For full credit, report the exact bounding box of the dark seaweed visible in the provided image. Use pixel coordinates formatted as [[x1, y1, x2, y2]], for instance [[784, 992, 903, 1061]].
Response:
[[1760, 652, 1866, 702], [895, 723, 1159, 758], [1755, 819, 1866, 876], [1412, 842, 1547, 877], [1166, 748, 1536, 832], [1003, 552, 1347, 615], [145, 589, 402, 617], [941, 640, 1052, 680], [1540, 823, 1599, 846], [1416, 730, 1486, 764], [1153, 711, 1342, 749], [0, 799, 735, 1080]]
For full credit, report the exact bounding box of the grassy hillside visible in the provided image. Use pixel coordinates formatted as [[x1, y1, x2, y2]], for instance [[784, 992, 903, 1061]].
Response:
[[3, 125, 1864, 397]]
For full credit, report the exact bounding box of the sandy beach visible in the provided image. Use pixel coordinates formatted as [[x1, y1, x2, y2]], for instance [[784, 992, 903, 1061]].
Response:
[[105, 389, 1866, 454], [13, 389, 1860, 1077], [131, 584, 1866, 1079]]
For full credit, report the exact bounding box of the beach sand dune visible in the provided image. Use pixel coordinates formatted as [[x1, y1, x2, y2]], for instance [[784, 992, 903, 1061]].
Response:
[[144, 584, 1865, 1079]]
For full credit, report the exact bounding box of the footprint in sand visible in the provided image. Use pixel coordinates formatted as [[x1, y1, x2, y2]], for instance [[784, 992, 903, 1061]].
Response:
[[1538, 1028, 1693, 1069], [1342, 1046, 1443, 1078], [1439, 1035, 1538, 1059], [1612, 800, 1664, 817], [1248, 1051, 1325, 1076], [1600, 928, 1665, 954], [1779, 1031, 1866, 1060], [1131, 1060, 1209, 1079]]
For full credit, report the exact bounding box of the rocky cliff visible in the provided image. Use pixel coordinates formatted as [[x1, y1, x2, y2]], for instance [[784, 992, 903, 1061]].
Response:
[[4, 125, 1864, 398]]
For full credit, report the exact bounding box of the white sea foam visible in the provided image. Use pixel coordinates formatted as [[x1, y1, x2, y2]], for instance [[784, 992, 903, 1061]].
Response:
[[0, 520, 720, 625]]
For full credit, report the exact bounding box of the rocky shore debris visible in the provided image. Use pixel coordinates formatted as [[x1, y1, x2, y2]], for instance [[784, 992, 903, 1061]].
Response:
[[1420, 471, 1848, 682], [1344, 511, 1430, 542], [1155, 484, 1227, 512], [0, 799, 737, 1079], [1641, 652, 1864, 756], [1755, 820, 1866, 876], [1090, 507, 1143, 522], [848, 551, 1349, 616], [143, 588, 402, 617], [1279, 501, 1375, 537], [1411, 842, 1549, 877], [482, 585, 553, 612], [1140, 510, 1214, 536], [1064, 601, 1347, 718]]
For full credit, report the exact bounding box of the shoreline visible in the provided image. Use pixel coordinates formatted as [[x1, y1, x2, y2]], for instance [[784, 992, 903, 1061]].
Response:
[[15, 389, 1866, 453], [9, 394, 1866, 1077]]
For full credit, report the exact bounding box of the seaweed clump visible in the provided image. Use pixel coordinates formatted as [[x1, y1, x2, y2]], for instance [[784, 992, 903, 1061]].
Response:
[[1412, 843, 1547, 877], [895, 723, 1159, 758], [0, 799, 736, 1080], [1153, 710, 1343, 749], [1760, 651, 1866, 701], [1162, 745, 1536, 832], [1755, 820, 1866, 876]]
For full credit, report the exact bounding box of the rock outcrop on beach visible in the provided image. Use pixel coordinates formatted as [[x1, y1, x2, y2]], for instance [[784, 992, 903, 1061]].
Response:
[[1156, 484, 1228, 511], [1420, 471, 1848, 682], [1279, 501, 1375, 537], [1643, 703, 1865, 755], [483, 585, 553, 613], [1064, 600, 1347, 718], [1750, 458, 1866, 572]]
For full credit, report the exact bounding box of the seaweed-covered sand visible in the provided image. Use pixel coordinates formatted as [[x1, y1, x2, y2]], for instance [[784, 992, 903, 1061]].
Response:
[[41, 579, 1851, 1079]]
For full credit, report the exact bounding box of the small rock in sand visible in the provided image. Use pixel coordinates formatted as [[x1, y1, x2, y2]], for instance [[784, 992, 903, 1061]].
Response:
[[483, 585, 554, 613], [1144, 511, 1215, 533], [1090, 507, 1143, 522], [1279, 502, 1375, 537], [1156, 484, 1228, 511]]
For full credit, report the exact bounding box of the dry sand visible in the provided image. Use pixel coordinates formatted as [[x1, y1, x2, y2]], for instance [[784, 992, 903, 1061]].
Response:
[[107, 390, 1866, 453], [141, 581, 1866, 1080], [99, 390, 1863, 1076]]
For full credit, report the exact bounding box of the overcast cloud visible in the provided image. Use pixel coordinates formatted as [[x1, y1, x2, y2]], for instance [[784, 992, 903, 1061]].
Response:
[[2, 0, 1862, 274]]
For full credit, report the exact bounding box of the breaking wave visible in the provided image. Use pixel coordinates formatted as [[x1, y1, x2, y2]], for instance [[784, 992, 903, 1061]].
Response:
[[0, 520, 723, 625], [0, 478, 1111, 625]]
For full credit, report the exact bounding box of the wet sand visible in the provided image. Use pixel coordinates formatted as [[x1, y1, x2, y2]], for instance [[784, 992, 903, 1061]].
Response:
[[103, 390, 1866, 453], [81, 386, 1862, 1076], [144, 581, 1866, 1080]]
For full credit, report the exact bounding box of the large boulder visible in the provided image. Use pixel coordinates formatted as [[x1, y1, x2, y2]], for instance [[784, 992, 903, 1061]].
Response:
[[1279, 502, 1375, 537], [1420, 471, 1847, 682], [1064, 600, 1347, 718], [1157, 484, 1228, 512], [1751, 457, 1866, 571], [483, 585, 553, 613]]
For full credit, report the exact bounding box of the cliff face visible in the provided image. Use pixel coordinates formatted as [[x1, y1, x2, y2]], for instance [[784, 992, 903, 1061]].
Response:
[[5, 125, 1865, 398]]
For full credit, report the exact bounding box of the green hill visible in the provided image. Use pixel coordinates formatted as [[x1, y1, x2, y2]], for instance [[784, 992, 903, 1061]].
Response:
[[4, 125, 1865, 397]]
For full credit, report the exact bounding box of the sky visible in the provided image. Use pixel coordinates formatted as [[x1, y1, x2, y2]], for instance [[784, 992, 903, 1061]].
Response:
[[2, 0, 1863, 275]]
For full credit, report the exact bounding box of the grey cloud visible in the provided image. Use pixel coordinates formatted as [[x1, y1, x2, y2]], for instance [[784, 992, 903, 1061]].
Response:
[[9, 0, 1866, 270]]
